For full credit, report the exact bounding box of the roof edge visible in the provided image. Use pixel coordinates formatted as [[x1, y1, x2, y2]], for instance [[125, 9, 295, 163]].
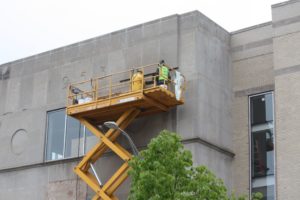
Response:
[[230, 21, 272, 35], [272, 0, 300, 8]]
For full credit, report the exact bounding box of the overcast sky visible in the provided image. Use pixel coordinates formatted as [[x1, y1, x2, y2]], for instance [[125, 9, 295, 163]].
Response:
[[0, 0, 283, 65]]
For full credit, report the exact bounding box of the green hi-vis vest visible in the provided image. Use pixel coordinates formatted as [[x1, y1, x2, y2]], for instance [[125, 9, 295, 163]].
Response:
[[159, 65, 169, 81]]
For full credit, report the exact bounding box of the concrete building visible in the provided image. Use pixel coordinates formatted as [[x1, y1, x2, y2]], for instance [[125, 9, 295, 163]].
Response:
[[0, 0, 299, 199]]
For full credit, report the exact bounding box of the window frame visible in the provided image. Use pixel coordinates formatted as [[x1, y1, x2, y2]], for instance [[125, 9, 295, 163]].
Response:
[[44, 108, 66, 162], [44, 108, 94, 162], [248, 91, 276, 200]]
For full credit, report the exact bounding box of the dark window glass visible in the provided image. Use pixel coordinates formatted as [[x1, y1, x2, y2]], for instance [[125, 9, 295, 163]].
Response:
[[46, 109, 65, 160], [250, 93, 275, 200], [252, 129, 274, 177], [251, 94, 273, 125]]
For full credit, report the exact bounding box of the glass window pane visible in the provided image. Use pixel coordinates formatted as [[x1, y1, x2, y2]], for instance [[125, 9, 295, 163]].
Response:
[[85, 128, 98, 153], [252, 185, 275, 200], [250, 93, 275, 200], [252, 129, 274, 177], [79, 125, 85, 156], [65, 116, 82, 158], [265, 94, 273, 122], [251, 94, 273, 125], [46, 110, 65, 160]]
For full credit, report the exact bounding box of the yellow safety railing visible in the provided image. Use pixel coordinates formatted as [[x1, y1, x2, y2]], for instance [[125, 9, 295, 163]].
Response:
[[67, 63, 185, 106]]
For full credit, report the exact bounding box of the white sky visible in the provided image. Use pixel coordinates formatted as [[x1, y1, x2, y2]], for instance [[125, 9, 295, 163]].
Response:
[[0, 0, 283, 65]]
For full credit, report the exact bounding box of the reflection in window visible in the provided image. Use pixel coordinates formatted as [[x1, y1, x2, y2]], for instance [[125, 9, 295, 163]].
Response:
[[45, 109, 97, 161], [250, 93, 275, 200], [65, 116, 83, 158], [46, 110, 65, 160], [85, 128, 98, 153]]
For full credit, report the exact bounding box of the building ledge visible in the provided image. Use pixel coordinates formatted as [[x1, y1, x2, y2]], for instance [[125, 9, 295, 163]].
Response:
[[272, 0, 300, 8], [230, 22, 272, 35]]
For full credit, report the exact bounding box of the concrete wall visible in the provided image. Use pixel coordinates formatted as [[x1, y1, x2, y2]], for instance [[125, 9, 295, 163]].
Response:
[[272, 1, 300, 199], [0, 11, 233, 199], [0, 161, 86, 199]]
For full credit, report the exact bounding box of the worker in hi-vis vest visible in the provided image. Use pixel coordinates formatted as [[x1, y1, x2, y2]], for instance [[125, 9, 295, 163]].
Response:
[[156, 60, 170, 89]]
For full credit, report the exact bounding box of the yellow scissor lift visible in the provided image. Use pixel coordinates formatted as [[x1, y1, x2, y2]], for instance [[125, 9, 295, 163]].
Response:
[[66, 63, 185, 200]]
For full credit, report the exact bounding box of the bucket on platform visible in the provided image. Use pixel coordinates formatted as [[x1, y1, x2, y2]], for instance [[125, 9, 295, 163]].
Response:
[[131, 71, 143, 91]]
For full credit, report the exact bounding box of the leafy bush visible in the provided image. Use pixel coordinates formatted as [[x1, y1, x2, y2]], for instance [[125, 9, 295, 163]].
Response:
[[128, 130, 261, 200]]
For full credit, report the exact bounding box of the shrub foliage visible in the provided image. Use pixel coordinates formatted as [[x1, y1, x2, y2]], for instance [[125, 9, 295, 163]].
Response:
[[128, 130, 262, 200]]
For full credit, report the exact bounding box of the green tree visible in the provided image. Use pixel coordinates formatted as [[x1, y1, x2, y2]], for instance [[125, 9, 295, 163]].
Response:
[[128, 130, 261, 200]]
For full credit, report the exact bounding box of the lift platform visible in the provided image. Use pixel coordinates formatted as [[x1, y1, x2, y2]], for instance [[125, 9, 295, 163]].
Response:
[[66, 63, 185, 200]]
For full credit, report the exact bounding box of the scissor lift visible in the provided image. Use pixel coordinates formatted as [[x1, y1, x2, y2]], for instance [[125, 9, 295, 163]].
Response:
[[66, 64, 185, 200]]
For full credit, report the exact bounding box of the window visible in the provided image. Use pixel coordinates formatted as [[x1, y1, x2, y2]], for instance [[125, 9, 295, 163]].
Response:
[[249, 92, 275, 200], [45, 109, 97, 161]]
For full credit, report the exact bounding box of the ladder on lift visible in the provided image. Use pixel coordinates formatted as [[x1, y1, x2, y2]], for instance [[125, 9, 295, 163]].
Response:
[[66, 63, 185, 200]]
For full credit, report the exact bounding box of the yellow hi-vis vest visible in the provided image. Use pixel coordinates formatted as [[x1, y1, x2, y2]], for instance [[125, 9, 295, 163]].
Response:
[[158, 65, 169, 81]]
